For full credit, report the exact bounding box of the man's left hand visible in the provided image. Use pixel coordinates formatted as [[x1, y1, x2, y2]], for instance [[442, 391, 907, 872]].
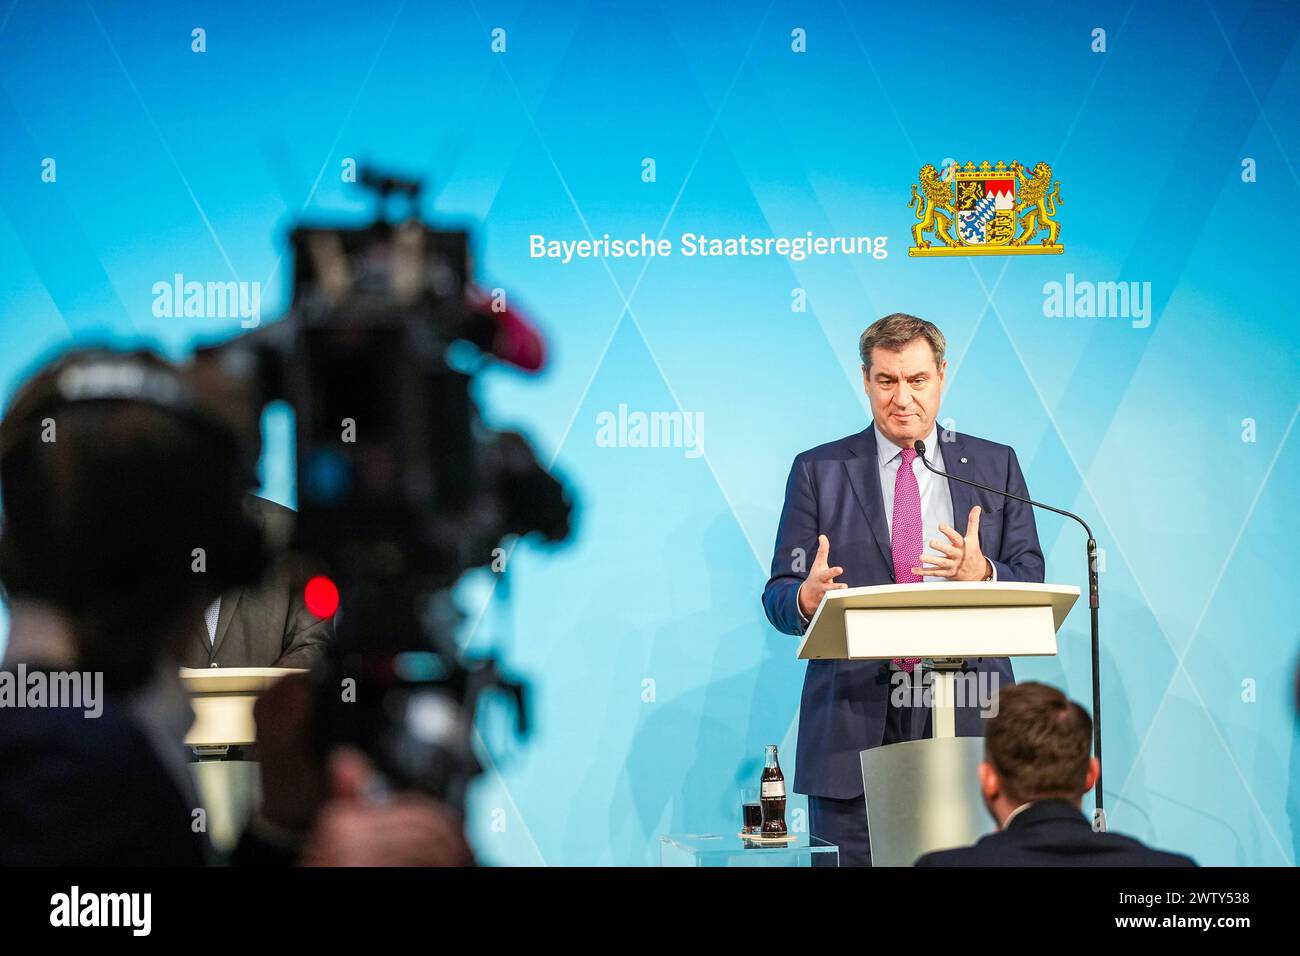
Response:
[[912, 505, 992, 581]]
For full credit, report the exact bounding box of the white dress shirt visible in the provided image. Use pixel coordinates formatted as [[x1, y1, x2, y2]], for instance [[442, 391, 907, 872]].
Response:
[[204, 597, 221, 644]]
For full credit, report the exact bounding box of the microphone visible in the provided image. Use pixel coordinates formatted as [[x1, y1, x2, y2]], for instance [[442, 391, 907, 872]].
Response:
[[912, 438, 1107, 831]]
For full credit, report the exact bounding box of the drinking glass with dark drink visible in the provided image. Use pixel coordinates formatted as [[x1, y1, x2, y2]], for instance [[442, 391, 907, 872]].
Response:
[[739, 786, 762, 834]]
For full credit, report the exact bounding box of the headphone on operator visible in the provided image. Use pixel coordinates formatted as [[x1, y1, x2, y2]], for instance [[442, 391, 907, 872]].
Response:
[[0, 348, 270, 597]]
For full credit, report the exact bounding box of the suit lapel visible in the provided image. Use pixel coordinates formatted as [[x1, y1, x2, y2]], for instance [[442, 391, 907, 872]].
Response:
[[939, 431, 976, 532], [190, 615, 213, 665], [843, 425, 893, 570], [210, 590, 241, 663]]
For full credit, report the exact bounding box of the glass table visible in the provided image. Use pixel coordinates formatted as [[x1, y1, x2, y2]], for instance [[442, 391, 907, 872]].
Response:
[[659, 832, 839, 867]]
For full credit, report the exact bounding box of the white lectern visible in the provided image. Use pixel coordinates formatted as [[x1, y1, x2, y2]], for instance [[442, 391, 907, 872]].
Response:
[[181, 666, 301, 749], [181, 666, 303, 851], [797, 581, 1079, 865]]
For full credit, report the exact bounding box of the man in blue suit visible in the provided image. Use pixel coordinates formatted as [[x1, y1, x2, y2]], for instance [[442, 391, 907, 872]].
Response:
[[761, 313, 1045, 866]]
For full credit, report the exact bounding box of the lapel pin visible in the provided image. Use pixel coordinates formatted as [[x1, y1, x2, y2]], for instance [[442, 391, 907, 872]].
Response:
[[960, 457, 968, 463]]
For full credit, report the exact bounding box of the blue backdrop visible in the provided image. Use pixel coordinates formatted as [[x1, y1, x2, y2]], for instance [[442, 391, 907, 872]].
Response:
[[0, 0, 1297, 866]]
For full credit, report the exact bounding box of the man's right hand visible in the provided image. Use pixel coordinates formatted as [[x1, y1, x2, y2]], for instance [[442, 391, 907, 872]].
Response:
[[301, 749, 475, 867], [797, 534, 846, 620]]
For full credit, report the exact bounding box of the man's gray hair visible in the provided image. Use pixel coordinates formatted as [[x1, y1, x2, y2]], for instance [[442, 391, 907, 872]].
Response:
[[858, 313, 947, 372]]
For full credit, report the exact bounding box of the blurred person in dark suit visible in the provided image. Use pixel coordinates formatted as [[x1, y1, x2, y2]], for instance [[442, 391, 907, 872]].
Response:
[[0, 347, 470, 866], [915, 682, 1196, 867], [180, 494, 331, 670]]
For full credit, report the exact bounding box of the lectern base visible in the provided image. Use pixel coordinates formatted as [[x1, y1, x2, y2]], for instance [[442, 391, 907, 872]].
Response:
[[190, 759, 260, 854], [861, 736, 994, 866]]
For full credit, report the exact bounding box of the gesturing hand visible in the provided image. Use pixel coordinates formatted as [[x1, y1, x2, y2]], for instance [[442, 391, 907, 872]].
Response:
[[798, 534, 847, 619], [912, 505, 992, 581]]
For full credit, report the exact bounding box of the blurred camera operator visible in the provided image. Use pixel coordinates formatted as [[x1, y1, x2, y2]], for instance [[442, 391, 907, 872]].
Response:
[[0, 347, 471, 867]]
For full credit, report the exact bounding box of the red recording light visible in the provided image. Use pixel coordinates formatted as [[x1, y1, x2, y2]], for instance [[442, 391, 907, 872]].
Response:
[[304, 575, 340, 619]]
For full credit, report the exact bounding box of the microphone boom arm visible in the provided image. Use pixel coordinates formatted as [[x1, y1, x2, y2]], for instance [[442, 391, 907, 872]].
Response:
[[913, 439, 1106, 831]]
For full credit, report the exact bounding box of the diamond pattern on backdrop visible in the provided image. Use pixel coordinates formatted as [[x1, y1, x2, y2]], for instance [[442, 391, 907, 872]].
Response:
[[0, 1, 1296, 865]]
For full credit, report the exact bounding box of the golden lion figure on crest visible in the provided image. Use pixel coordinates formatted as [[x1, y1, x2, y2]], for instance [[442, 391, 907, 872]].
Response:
[[908, 163, 956, 249], [1010, 161, 1063, 246]]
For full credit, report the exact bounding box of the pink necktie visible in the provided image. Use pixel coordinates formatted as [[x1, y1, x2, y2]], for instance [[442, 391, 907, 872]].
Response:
[[891, 448, 923, 674]]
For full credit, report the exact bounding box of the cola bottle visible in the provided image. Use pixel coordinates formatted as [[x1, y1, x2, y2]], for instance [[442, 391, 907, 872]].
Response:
[[760, 744, 787, 835]]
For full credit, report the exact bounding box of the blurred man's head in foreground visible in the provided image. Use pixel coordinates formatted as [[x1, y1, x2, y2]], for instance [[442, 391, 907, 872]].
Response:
[[0, 347, 263, 689], [980, 681, 1100, 827]]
